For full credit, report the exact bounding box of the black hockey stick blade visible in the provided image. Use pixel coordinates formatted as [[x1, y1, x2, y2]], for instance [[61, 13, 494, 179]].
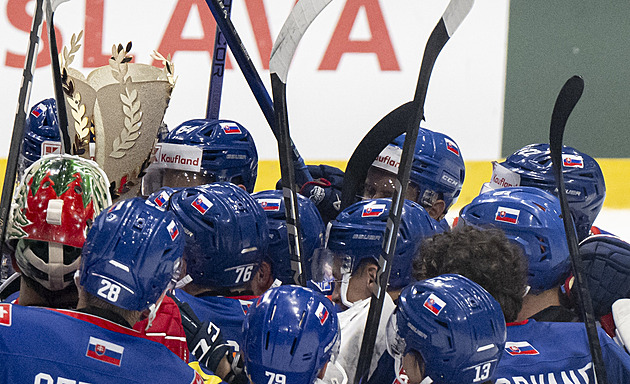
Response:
[[270, 0, 332, 286], [44, 0, 71, 154], [205, 0, 232, 120], [354, 1, 473, 383], [549, 75, 608, 384], [204, 0, 313, 185], [0, 0, 45, 276]]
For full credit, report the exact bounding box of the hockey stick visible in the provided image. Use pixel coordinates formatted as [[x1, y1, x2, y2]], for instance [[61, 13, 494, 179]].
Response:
[[0, 0, 45, 283], [44, 0, 72, 154], [354, 1, 474, 382], [269, 0, 332, 286], [205, 0, 232, 119], [203, 0, 312, 186], [549, 75, 607, 384]]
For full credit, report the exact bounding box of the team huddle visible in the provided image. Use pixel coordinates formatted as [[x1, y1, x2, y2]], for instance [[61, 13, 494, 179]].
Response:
[[2, 91, 630, 384]]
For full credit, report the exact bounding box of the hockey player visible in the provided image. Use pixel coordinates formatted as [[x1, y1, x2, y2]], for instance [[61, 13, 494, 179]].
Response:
[[2, 155, 112, 307], [481, 143, 605, 241], [361, 129, 465, 227], [415, 225, 630, 384], [142, 119, 258, 195], [251, 189, 325, 286], [242, 285, 344, 384], [311, 198, 440, 383], [170, 183, 271, 350], [0, 197, 221, 383], [459, 187, 576, 322], [369, 274, 507, 384]]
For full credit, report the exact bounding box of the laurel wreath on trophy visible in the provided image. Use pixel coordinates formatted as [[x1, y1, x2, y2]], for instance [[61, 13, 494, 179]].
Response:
[[59, 31, 91, 156], [108, 42, 141, 159], [150, 50, 177, 91]]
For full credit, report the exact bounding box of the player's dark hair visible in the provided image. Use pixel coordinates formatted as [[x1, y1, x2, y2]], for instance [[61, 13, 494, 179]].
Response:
[[413, 225, 528, 322]]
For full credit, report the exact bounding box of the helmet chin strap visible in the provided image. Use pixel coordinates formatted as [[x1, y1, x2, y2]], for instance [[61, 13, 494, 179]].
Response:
[[340, 273, 355, 309], [175, 274, 193, 289]]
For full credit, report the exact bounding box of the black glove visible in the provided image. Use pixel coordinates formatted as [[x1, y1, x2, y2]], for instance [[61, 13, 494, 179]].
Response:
[[223, 351, 249, 384]]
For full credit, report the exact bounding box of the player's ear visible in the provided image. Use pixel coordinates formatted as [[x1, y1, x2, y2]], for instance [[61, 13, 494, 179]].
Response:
[[366, 264, 378, 285], [252, 261, 274, 295], [237, 184, 247, 192], [427, 199, 446, 220]]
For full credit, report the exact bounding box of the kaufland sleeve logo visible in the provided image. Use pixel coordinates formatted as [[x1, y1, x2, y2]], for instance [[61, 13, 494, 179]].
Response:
[[191, 194, 213, 215], [315, 302, 329, 325], [42, 141, 62, 156], [86, 336, 125, 366], [495, 206, 520, 224], [562, 154, 584, 168], [167, 220, 179, 240], [362, 203, 386, 217], [258, 198, 282, 212], [445, 138, 460, 156], [221, 123, 242, 134], [423, 293, 446, 315]]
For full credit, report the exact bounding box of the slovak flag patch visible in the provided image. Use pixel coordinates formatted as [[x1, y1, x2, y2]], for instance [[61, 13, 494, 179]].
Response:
[[562, 154, 584, 168], [86, 336, 124, 366], [505, 341, 539, 356], [221, 123, 242, 134], [191, 194, 213, 214], [362, 203, 386, 217], [445, 138, 460, 156], [495, 207, 520, 224], [423, 293, 446, 316], [315, 302, 329, 325], [167, 220, 179, 241], [153, 191, 169, 208], [259, 198, 281, 212], [31, 107, 42, 118]]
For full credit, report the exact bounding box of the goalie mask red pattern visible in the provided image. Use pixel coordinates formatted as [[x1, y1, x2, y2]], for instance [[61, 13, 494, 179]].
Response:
[[9, 155, 111, 247]]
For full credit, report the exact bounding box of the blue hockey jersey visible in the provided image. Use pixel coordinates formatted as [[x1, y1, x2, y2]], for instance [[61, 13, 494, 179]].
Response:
[[0, 303, 205, 383], [174, 289, 257, 350], [494, 319, 630, 384]]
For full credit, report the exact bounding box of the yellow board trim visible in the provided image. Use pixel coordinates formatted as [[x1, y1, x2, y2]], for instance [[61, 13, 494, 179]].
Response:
[[1, 158, 626, 208], [254, 159, 630, 210]]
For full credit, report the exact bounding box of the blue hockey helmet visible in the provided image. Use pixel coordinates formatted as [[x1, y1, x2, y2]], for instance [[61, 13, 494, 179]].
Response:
[[79, 197, 184, 311], [387, 274, 506, 384], [369, 129, 465, 212], [496, 143, 605, 241], [169, 182, 269, 288], [242, 285, 340, 384], [315, 198, 440, 291], [20, 98, 62, 175], [459, 186, 570, 293], [144, 119, 258, 194], [252, 189, 325, 284]]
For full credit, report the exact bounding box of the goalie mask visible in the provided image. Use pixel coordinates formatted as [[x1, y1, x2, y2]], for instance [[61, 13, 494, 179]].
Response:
[[142, 119, 258, 195], [242, 285, 344, 384], [8, 155, 111, 291], [387, 274, 506, 384]]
